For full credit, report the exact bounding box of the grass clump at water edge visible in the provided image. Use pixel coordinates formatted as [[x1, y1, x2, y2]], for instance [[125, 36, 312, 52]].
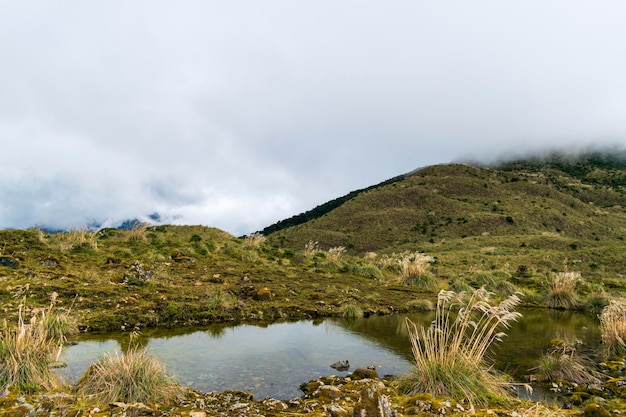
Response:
[[545, 271, 581, 310], [75, 336, 183, 405], [342, 304, 364, 319], [599, 299, 626, 357], [0, 301, 67, 393], [532, 339, 601, 385], [397, 287, 522, 406]]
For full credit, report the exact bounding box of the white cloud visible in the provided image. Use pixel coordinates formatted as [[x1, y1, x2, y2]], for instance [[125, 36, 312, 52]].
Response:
[[1, 1, 626, 234]]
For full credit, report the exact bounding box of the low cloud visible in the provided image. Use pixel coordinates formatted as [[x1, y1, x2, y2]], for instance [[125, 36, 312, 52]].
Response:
[[1, 2, 626, 234]]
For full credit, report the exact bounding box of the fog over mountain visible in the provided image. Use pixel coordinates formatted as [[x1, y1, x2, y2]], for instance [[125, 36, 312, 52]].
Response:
[[1, 1, 625, 235]]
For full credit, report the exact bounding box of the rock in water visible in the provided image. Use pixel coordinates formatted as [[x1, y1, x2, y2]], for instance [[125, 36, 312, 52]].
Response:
[[330, 360, 350, 371]]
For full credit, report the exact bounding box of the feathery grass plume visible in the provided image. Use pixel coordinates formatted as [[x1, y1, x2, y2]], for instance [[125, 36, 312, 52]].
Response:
[[323, 246, 346, 268], [397, 251, 437, 288], [0, 302, 65, 393], [243, 232, 266, 248], [303, 240, 321, 258], [398, 287, 522, 405], [76, 345, 183, 405], [545, 271, 581, 309], [599, 299, 626, 356], [342, 304, 364, 319]]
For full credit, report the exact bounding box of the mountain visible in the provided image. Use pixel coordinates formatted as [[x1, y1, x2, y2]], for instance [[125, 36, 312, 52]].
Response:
[[264, 151, 626, 282]]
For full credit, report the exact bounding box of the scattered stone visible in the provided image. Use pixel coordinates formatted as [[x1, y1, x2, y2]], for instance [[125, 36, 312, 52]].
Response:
[[40, 256, 60, 267], [0, 256, 18, 268], [350, 368, 379, 380], [328, 402, 350, 417], [123, 260, 153, 285], [331, 360, 351, 372], [353, 383, 396, 417], [255, 287, 273, 301]]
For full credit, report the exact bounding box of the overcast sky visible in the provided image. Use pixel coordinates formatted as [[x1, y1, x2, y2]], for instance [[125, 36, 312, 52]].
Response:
[[1, 1, 626, 235]]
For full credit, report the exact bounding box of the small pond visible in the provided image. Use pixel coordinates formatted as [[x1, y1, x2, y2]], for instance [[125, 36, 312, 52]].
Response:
[[60, 308, 601, 400]]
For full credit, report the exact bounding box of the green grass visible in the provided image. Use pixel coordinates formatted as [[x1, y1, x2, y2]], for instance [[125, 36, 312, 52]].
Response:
[[397, 287, 522, 405], [341, 304, 363, 319], [1, 157, 626, 333]]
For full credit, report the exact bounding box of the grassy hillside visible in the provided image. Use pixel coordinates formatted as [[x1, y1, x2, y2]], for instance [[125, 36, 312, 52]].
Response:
[[2, 152, 626, 332], [267, 155, 626, 302], [0, 225, 432, 331]]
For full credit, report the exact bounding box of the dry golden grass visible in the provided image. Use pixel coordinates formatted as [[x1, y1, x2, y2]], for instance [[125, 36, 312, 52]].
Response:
[[532, 339, 601, 384], [545, 271, 580, 309], [398, 287, 522, 405], [0, 302, 66, 393], [126, 222, 150, 241], [76, 345, 183, 404], [599, 299, 626, 356], [243, 232, 266, 248], [59, 226, 98, 251], [303, 240, 321, 258], [324, 246, 346, 267]]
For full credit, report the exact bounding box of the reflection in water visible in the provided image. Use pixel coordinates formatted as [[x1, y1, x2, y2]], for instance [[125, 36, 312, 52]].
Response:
[[61, 309, 600, 400]]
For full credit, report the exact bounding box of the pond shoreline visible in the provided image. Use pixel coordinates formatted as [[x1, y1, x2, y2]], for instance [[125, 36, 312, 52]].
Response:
[[0, 372, 589, 417]]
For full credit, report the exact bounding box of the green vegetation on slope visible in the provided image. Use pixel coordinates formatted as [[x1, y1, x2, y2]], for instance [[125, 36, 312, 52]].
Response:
[[1, 153, 626, 334], [267, 160, 626, 299], [0, 226, 433, 332]]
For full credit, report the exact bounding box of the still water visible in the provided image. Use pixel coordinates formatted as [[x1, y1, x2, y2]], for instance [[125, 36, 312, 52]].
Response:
[[60, 309, 601, 400]]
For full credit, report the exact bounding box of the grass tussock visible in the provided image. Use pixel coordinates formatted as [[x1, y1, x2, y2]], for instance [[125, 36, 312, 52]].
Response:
[[323, 246, 346, 268], [398, 252, 434, 280], [76, 344, 183, 405], [59, 226, 98, 251], [380, 251, 437, 288], [243, 232, 266, 248], [599, 299, 626, 356], [398, 287, 522, 406], [303, 240, 322, 258], [127, 222, 150, 242], [406, 299, 435, 311], [0, 302, 67, 393], [545, 271, 581, 309], [40, 292, 79, 341], [532, 340, 601, 384], [342, 304, 364, 319]]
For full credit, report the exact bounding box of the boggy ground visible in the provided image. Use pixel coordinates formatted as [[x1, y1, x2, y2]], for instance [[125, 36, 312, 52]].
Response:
[[0, 225, 620, 332], [0, 226, 437, 331]]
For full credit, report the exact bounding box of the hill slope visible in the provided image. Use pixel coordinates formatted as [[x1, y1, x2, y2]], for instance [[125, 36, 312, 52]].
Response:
[[267, 153, 626, 284]]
